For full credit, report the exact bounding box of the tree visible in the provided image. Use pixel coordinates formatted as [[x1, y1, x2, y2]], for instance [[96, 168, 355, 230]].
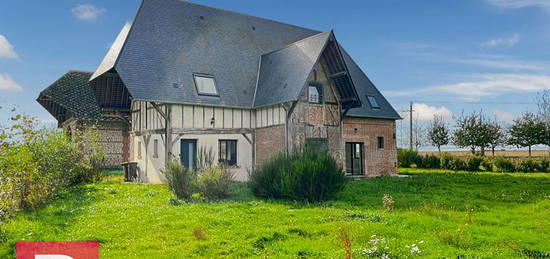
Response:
[[427, 115, 450, 155], [537, 90, 550, 155], [453, 111, 493, 156], [507, 112, 545, 157], [486, 119, 505, 156], [412, 114, 426, 152]]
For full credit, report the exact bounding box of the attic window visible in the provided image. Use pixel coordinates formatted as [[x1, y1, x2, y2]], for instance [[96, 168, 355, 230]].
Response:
[[193, 74, 218, 96], [308, 83, 323, 104], [367, 95, 380, 109]]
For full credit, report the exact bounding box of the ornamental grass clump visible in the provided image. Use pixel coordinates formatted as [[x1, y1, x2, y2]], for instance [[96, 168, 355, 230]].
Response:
[[164, 161, 197, 201]]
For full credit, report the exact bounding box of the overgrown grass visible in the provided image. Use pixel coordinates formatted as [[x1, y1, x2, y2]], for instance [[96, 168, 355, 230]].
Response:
[[0, 170, 548, 258]]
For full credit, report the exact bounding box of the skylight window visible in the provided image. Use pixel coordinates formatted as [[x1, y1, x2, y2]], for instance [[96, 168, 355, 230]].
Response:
[[193, 74, 218, 96], [367, 95, 380, 109]]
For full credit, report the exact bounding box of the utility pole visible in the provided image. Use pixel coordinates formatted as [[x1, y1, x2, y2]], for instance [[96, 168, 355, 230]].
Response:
[[401, 102, 415, 150]]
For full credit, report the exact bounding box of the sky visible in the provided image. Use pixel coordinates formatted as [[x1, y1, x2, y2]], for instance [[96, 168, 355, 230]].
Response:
[[1, 0, 549, 150]]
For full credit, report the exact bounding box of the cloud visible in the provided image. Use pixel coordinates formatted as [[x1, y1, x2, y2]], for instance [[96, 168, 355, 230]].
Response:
[[385, 73, 550, 98], [493, 109, 517, 123], [481, 34, 520, 48], [71, 4, 106, 22], [486, 0, 550, 8], [409, 103, 454, 121], [0, 35, 17, 59], [452, 56, 545, 71], [0, 73, 23, 92]]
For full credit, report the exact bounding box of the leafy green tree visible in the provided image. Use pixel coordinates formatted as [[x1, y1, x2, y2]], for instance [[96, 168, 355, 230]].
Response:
[[487, 119, 505, 156], [427, 115, 450, 155], [453, 111, 493, 156], [537, 90, 550, 155], [507, 112, 545, 157]]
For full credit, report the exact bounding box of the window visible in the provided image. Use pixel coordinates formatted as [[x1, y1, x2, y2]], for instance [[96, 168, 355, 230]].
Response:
[[367, 95, 380, 109], [193, 74, 218, 96], [308, 84, 323, 104], [377, 136, 384, 149], [153, 139, 159, 158], [219, 140, 237, 166], [355, 143, 362, 159], [137, 141, 142, 159]]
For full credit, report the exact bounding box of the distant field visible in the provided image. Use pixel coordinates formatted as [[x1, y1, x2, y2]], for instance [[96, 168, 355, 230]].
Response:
[[420, 150, 549, 158]]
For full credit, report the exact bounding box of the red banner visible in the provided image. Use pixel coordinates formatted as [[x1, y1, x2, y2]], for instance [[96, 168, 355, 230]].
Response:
[[16, 241, 99, 259]]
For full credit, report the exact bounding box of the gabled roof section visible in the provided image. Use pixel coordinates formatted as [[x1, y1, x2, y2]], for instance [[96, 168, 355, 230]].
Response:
[[37, 71, 121, 125], [90, 22, 132, 81], [342, 49, 401, 119], [254, 31, 332, 108], [106, 0, 320, 108]]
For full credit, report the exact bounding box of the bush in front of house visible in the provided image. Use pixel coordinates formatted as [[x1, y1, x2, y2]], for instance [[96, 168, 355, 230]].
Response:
[[197, 166, 234, 200], [0, 110, 105, 220], [249, 149, 347, 202], [491, 157, 516, 172], [164, 161, 197, 200]]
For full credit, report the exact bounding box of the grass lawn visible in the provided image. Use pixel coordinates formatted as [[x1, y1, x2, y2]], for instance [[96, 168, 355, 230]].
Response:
[[0, 169, 549, 258]]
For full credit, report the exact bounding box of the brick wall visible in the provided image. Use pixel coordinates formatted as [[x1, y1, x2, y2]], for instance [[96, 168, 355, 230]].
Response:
[[343, 117, 397, 176], [64, 120, 130, 168], [255, 125, 285, 166]]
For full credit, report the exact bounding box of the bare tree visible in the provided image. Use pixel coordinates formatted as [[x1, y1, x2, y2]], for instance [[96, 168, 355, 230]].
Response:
[[427, 115, 450, 155]]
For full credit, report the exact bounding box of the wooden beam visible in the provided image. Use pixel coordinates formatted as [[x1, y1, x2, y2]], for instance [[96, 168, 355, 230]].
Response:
[[172, 128, 254, 135], [340, 107, 351, 121], [151, 102, 168, 121], [165, 104, 172, 167], [328, 71, 347, 78], [241, 133, 252, 144]]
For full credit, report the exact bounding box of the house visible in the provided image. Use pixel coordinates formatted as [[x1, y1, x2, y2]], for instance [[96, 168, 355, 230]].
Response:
[[39, 0, 401, 183], [36, 71, 131, 168]]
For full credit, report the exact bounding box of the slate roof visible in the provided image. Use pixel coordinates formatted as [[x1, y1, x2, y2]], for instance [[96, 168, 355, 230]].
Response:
[[37, 71, 121, 124], [91, 0, 401, 120], [254, 31, 332, 108]]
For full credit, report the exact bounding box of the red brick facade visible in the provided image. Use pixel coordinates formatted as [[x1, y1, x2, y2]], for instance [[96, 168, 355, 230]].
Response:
[[343, 117, 397, 176], [255, 125, 285, 166]]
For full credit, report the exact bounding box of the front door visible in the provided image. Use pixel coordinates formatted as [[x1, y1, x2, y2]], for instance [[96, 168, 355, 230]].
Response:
[[345, 142, 363, 176], [180, 139, 197, 170]]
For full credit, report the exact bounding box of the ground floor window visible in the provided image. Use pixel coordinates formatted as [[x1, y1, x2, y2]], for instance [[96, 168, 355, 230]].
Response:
[[219, 140, 237, 166], [345, 142, 363, 176]]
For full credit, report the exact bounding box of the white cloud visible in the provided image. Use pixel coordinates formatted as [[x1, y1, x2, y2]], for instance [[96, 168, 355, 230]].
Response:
[[452, 57, 545, 71], [410, 103, 454, 121], [486, 0, 550, 8], [481, 34, 520, 48], [385, 73, 550, 98], [493, 109, 517, 123], [71, 4, 106, 22], [0, 73, 23, 92], [0, 35, 17, 59]]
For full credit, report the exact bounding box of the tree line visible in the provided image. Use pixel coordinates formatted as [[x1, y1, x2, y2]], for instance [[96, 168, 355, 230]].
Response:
[[425, 90, 550, 157]]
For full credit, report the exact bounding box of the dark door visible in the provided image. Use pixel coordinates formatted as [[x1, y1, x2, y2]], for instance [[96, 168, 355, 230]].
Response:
[[345, 142, 363, 176], [180, 139, 197, 170]]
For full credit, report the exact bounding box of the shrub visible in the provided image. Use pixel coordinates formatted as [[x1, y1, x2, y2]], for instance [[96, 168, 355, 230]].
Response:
[[537, 159, 550, 173], [197, 166, 234, 200], [382, 194, 395, 211], [465, 156, 484, 172], [492, 157, 516, 172], [0, 110, 105, 218], [398, 149, 422, 168], [421, 154, 440, 169], [249, 149, 347, 202], [164, 161, 196, 200], [448, 156, 467, 171], [517, 159, 538, 173]]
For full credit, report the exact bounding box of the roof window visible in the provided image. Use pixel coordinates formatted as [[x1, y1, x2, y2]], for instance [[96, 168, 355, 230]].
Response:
[[193, 74, 218, 96]]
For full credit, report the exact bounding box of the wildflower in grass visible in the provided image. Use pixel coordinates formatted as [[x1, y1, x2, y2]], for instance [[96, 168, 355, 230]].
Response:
[[382, 194, 395, 211]]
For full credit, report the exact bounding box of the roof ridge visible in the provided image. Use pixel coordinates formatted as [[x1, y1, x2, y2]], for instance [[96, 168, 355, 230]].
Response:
[[177, 0, 322, 34]]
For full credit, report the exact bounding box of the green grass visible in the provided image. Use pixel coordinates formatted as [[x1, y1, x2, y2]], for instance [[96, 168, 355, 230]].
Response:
[[0, 170, 549, 258]]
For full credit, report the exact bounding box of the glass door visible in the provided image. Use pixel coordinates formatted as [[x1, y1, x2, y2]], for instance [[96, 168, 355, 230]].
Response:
[[180, 139, 197, 170], [345, 142, 363, 176]]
